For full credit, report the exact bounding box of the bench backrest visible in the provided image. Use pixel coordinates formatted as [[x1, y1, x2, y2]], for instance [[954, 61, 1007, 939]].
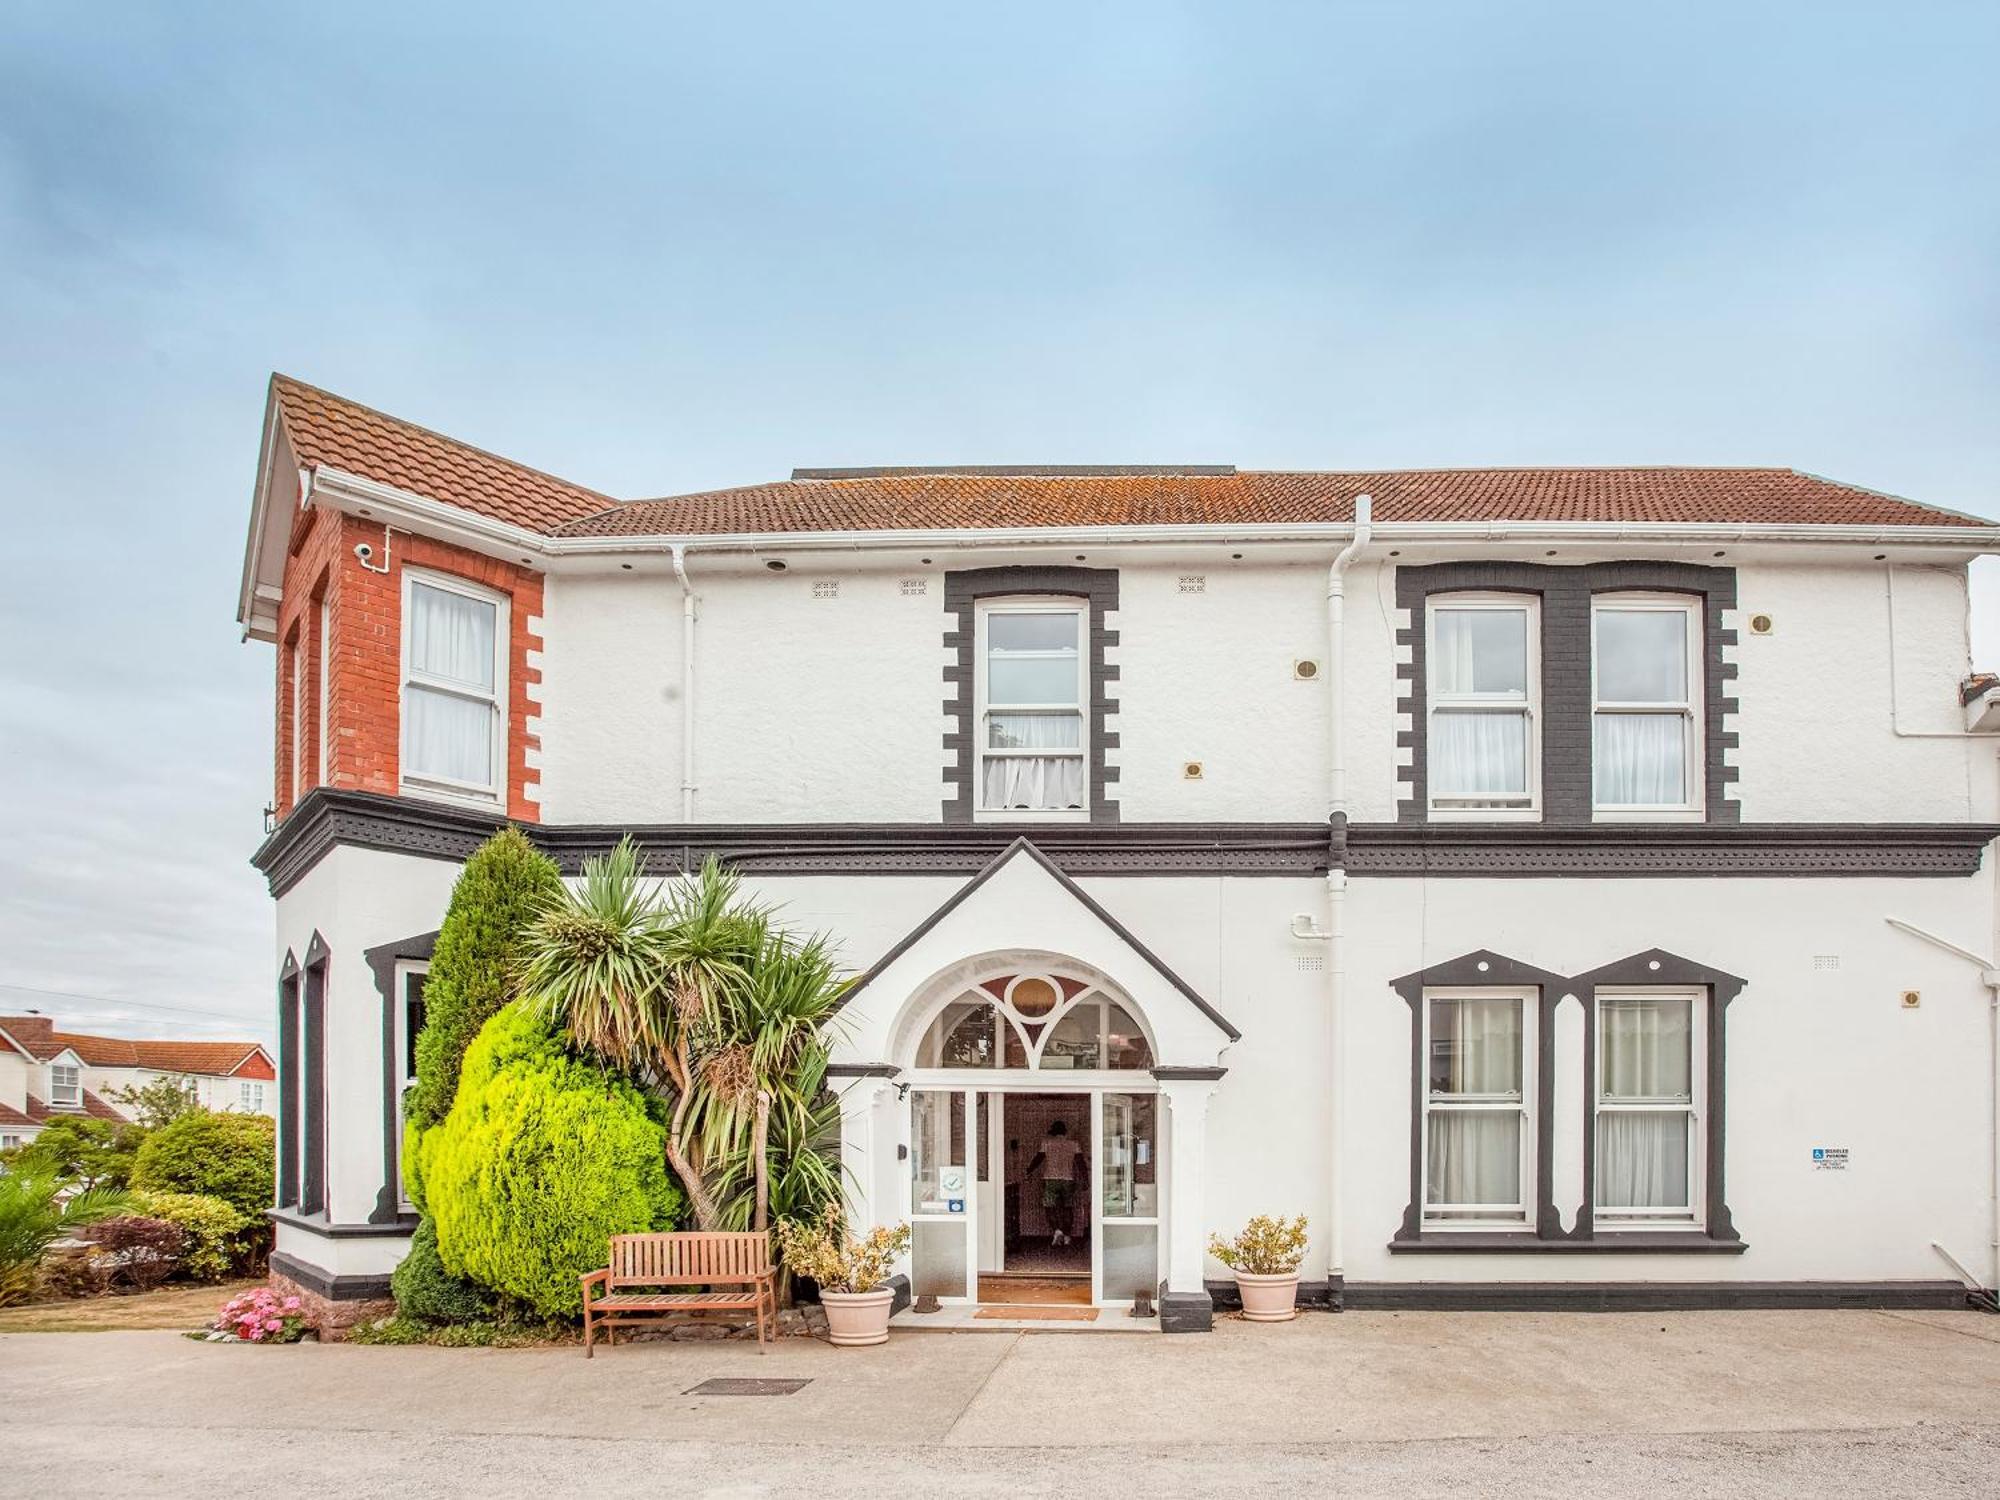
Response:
[[609, 1231, 771, 1286]]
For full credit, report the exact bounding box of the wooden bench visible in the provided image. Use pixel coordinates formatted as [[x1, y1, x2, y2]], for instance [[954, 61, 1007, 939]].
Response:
[[580, 1232, 777, 1357]]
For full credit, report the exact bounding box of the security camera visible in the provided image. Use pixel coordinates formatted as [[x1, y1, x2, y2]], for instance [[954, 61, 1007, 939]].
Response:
[[354, 542, 375, 563]]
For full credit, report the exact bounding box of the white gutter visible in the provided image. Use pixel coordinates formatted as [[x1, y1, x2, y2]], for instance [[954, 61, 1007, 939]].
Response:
[[1885, 915, 2000, 1307], [1325, 494, 1374, 1299], [669, 544, 698, 821]]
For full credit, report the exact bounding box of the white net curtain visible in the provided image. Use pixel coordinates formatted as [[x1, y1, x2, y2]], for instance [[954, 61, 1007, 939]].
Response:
[[404, 581, 498, 788]]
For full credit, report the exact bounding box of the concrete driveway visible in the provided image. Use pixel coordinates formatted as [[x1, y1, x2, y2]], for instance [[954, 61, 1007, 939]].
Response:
[[5, 1309, 1998, 1496]]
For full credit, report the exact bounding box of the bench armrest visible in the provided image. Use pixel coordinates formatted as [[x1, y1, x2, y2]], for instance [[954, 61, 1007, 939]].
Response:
[[579, 1269, 609, 1304]]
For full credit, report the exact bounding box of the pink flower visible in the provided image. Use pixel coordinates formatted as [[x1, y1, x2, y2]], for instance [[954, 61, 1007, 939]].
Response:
[[283, 1298, 301, 1311], [264, 1319, 283, 1332], [246, 1326, 265, 1342]]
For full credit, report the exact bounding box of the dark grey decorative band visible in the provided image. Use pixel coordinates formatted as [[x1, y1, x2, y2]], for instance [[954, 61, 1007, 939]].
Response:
[[1395, 560, 1739, 825], [268, 1208, 419, 1238], [252, 790, 1996, 897], [269, 1250, 395, 1303], [1205, 1278, 1337, 1310], [825, 1063, 900, 1079], [277, 953, 299, 1208], [300, 934, 329, 1219], [363, 931, 439, 1225], [1388, 1234, 1746, 1254], [1151, 1065, 1228, 1081], [1341, 1280, 1973, 1312], [941, 565, 1120, 825], [1346, 821, 1999, 877]]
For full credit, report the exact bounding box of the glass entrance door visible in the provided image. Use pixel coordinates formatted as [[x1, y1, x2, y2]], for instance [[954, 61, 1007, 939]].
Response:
[[909, 1088, 977, 1301], [1094, 1091, 1160, 1304]]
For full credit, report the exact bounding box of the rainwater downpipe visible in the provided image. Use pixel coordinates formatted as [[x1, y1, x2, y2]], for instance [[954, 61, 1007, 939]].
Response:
[[670, 544, 697, 822], [1325, 495, 1373, 1298], [1883, 915, 2000, 1311]]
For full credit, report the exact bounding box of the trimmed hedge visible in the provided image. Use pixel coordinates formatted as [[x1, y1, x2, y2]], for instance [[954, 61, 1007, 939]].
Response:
[[131, 1111, 274, 1219], [391, 1218, 494, 1324], [412, 1003, 683, 1318], [405, 827, 564, 1132], [131, 1190, 254, 1282]]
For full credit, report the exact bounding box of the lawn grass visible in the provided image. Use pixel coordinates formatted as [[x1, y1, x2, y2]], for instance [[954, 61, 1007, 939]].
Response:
[[0, 1280, 262, 1333]]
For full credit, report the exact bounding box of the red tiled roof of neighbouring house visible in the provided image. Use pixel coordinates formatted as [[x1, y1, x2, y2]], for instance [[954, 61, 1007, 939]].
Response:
[[556, 466, 1987, 537], [0, 1100, 34, 1128], [271, 375, 614, 533], [265, 377, 1995, 538], [0, 1017, 268, 1076], [20, 1091, 126, 1124]]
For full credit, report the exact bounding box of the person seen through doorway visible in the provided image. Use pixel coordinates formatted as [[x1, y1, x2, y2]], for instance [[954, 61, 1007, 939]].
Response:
[[1028, 1119, 1086, 1248]]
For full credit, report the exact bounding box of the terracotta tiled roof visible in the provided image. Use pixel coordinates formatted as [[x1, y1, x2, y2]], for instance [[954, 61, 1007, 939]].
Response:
[[271, 375, 613, 533], [18, 1091, 126, 1125], [0, 1017, 267, 1075], [0, 1101, 33, 1128], [555, 466, 1985, 537]]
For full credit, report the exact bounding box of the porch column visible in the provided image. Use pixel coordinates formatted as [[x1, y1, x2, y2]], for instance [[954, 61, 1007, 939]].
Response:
[[1155, 1069, 1223, 1333], [832, 1070, 898, 1232]]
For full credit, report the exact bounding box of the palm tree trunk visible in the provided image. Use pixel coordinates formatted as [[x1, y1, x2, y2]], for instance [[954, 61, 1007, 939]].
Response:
[[662, 1131, 721, 1231], [751, 1090, 772, 1232]]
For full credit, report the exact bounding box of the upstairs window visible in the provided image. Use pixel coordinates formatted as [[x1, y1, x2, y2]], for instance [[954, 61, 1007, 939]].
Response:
[[239, 1080, 266, 1113], [1422, 992, 1532, 1224], [977, 602, 1086, 815], [1427, 596, 1539, 816], [401, 573, 506, 802], [1593, 597, 1701, 813], [49, 1062, 81, 1107], [289, 631, 306, 802]]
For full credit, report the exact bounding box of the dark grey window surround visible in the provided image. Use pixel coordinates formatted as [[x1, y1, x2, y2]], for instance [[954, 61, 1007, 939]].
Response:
[[277, 952, 300, 1208], [942, 566, 1119, 824], [364, 931, 439, 1226], [300, 933, 330, 1218], [1390, 947, 1745, 1253], [1396, 561, 1739, 825]]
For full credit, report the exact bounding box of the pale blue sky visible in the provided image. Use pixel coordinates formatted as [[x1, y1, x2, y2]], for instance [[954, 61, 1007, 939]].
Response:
[[3, 2, 1996, 1040]]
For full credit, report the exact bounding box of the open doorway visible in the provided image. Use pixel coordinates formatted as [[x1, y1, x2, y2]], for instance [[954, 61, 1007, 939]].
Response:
[[979, 1092, 1091, 1304]]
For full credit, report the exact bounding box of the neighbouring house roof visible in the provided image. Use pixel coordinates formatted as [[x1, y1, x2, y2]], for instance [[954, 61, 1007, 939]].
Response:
[[263, 377, 1992, 540], [15, 1091, 126, 1125], [0, 1017, 270, 1077], [0, 1101, 35, 1128]]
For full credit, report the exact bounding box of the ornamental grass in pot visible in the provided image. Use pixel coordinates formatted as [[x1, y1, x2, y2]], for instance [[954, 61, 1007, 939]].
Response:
[[1208, 1214, 1309, 1322], [777, 1203, 912, 1347]]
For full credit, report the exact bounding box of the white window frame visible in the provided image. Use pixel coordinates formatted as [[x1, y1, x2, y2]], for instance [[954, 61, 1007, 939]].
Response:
[[0, 1134, 20, 1151], [394, 960, 431, 1211], [974, 598, 1089, 822], [239, 1079, 266, 1114], [1591, 594, 1704, 819], [48, 1061, 81, 1108], [1419, 987, 1536, 1229], [317, 593, 331, 785], [399, 569, 509, 807], [1425, 593, 1541, 821], [1593, 986, 1706, 1227], [290, 632, 306, 803]]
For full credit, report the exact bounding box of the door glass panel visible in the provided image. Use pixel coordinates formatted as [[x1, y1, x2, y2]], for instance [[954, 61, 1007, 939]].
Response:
[[910, 1089, 973, 1299], [1101, 1094, 1158, 1218], [912, 1221, 970, 1298], [1042, 1002, 1102, 1070], [1102, 1222, 1159, 1300]]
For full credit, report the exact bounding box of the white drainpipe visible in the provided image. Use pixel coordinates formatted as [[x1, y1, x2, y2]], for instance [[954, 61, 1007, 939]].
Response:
[[669, 544, 697, 822], [1325, 495, 1373, 1297], [1884, 914, 2000, 1308]]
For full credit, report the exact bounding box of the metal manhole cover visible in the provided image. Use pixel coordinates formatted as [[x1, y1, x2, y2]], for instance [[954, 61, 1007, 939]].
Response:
[[684, 1378, 811, 1396]]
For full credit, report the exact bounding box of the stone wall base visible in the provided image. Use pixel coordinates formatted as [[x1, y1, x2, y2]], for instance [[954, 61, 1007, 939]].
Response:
[[268, 1269, 395, 1342]]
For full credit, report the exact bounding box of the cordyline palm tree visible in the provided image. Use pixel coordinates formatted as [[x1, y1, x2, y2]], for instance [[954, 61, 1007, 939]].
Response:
[[0, 1172, 129, 1306], [519, 840, 849, 1233]]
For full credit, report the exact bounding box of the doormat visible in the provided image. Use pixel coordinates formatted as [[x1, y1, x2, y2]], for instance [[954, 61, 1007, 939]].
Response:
[[973, 1305, 1099, 1322], [684, 1378, 812, 1396]]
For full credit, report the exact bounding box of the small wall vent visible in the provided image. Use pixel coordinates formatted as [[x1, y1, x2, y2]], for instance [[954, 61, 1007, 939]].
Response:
[[1812, 954, 1840, 971], [1295, 955, 1325, 973], [1178, 574, 1207, 594], [899, 578, 927, 597], [812, 580, 839, 600]]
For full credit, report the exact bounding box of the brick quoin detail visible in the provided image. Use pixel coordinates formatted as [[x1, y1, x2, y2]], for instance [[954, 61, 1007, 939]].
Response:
[[275, 507, 543, 824]]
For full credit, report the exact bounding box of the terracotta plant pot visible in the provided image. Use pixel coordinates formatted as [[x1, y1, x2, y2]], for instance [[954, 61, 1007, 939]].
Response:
[[1235, 1270, 1301, 1322], [820, 1287, 896, 1346]]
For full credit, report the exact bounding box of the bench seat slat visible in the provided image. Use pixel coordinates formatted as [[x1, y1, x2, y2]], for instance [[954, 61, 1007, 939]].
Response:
[[596, 1292, 761, 1311]]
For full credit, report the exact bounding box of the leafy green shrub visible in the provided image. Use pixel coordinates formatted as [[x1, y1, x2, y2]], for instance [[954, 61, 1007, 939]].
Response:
[[347, 1314, 431, 1345], [82, 1215, 186, 1291], [1207, 1214, 1311, 1276], [131, 1191, 254, 1282], [390, 1218, 494, 1324], [1, 1117, 148, 1192], [405, 827, 564, 1132], [412, 1002, 683, 1318], [132, 1110, 275, 1218]]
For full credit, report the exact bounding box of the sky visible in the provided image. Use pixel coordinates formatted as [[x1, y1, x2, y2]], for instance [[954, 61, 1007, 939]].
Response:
[[2, 2, 1997, 1044]]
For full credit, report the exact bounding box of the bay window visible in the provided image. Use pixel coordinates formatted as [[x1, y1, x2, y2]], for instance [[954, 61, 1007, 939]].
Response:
[[977, 601, 1086, 815], [1595, 990, 1702, 1224], [1426, 596, 1539, 815], [1592, 596, 1701, 813], [401, 572, 507, 802], [1422, 991, 1533, 1224]]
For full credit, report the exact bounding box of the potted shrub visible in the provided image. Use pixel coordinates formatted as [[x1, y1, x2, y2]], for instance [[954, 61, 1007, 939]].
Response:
[[1208, 1214, 1309, 1322], [777, 1203, 912, 1347]]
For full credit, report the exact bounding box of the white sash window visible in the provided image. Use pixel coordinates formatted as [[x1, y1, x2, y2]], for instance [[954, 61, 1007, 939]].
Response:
[[1427, 596, 1539, 817], [977, 602, 1087, 816], [1593, 596, 1702, 814], [1595, 990, 1703, 1223], [1422, 991, 1534, 1224], [401, 573, 507, 803]]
